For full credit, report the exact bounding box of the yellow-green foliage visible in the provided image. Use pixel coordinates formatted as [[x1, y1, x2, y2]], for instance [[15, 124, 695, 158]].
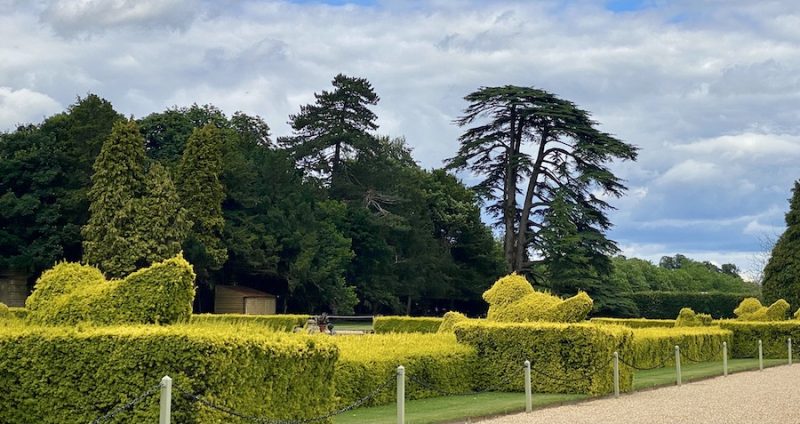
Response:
[[373, 316, 443, 333], [718, 321, 800, 358], [734, 297, 791, 321], [674, 307, 713, 327], [28, 254, 195, 325], [591, 318, 676, 328], [0, 303, 10, 320], [454, 321, 633, 395], [628, 327, 732, 369], [8, 307, 27, 320], [25, 262, 105, 313], [190, 314, 310, 331], [794, 308, 800, 320], [333, 333, 476, 407], [437, 311, 469, 333], [484, 274, 593, 323], [0, 324, 337, 424]]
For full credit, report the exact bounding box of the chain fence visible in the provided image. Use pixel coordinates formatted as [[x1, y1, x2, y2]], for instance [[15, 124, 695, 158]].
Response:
[[89, 383, 162, 424]]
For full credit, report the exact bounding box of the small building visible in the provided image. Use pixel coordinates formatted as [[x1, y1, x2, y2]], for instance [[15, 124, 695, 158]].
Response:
[[0, 270, 29, 307], [214, 285, 277, 315]]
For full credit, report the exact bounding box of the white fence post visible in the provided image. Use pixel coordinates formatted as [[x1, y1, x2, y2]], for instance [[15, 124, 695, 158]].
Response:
[[723, 342, 728, 377], [159, 376, 172, 424], [758, 340, 763, 371], [789, 338, 793, 365], [613, 351, 619, 398], [524, 360, 532, 412], [674, 346, 681, 386], [397, 366, 405, 424]]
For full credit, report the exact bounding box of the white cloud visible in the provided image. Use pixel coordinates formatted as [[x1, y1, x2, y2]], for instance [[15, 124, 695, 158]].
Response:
[[673, 133, 800, 160], [0, 87, 61, 129], [656, 159, 721, 185]]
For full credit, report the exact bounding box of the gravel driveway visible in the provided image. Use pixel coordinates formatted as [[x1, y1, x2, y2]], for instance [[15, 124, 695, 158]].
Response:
[[480, 364, 799, 424]]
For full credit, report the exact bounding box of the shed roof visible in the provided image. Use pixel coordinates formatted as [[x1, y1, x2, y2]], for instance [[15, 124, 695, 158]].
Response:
[[216, 285, 275, 297]]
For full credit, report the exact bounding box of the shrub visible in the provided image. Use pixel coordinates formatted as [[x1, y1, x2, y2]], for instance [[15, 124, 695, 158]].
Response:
[[0, 303, 10, 320], [0, 324, 337, 424], [628, 327, 732, 369], [25, 262, 105, 314], [8, 307, 27, 320], [590, 318, 676, 328], [630, 291, 753, 319], [795, 308, 800, 320], [190, 314, 309, 331], [674, 308, 712, 327], [454, 321, 633, 395], [373, 316, 443, 333], [484, 274, 592, 323], [437, 311, 469, 333], [734, 298, 791, 321], [28, 254, 195, 326], [333, 333, 476, 407], [717, 321, 800, 358]]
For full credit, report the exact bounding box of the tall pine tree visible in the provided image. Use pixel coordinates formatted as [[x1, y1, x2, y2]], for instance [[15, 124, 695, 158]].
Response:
[[763, 181, 800, 309], [177, 124, 228, 280]]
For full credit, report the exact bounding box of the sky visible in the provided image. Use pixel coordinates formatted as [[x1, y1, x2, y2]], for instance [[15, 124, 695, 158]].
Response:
[[2, 0, 800, 278]]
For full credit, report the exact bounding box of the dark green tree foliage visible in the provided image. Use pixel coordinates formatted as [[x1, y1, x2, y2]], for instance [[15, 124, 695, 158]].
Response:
[[762, 181, 800, 308], [177, 125, 228, 278], [281, 74, 379, 182], [82, 119, 148, 277], [139, 104, 228, 165], [0, 95, 121, 273], [446, 86, 638, 280]]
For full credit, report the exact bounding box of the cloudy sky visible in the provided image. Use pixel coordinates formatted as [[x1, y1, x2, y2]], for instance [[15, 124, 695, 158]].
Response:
[[2, 0, 800, 276]]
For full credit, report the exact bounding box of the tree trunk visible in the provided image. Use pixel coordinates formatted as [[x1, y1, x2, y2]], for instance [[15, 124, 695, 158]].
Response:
[[515, 129, 549, 271], [406, 295, 412, 315], [503, 107, 519, 272]]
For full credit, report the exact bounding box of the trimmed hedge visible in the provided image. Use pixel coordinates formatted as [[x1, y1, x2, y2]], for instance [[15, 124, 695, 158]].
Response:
[[733, 298, 791, 321], [454, 321, 633, 395], [437, 311, 469, 333], [8, 307, 27, 320], [27, 255, 195, 326], [484, 274, 592, 323], [591, 318, 675, 328], [674, 308, 712, 327], [373, 316, 443, 333], [628, 327, 732, 369], [630, 291, 754, 319], [333, 333, 476, 407], [718, 321, 800, 358], [0, 323, 337, 424], [190, 314, 310, 331]]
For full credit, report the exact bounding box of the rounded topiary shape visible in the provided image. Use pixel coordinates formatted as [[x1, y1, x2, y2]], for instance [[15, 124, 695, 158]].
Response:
[[794, 307, 800, 320], [765, 299, 790, 321], [675, 307, 709, 327], [25, 262, 105, 314], [0, 302, 11, 320], [547, 291, 593, 323], [489, 291, 563, 322], [438, 311, 468, 333], [734, 297, 763, 319], [482, 273, 534, 307]]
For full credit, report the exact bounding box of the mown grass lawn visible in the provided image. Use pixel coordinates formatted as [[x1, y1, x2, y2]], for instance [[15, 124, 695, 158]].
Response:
[[334, 359, 791, 424]]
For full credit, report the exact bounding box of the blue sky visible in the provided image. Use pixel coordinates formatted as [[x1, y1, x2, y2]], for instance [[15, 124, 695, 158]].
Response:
[[1, 0, 799, 278]]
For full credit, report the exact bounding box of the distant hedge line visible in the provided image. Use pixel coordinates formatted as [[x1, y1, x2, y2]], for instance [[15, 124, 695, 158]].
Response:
[[373, 316, 443, 333], [0, 324, 337, 424], [190, 313, 309, 331], [629, 291, 754, 319], [591, 318, 676, 328]]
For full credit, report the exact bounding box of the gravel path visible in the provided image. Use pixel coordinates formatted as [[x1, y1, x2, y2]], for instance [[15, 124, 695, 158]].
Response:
[[480, 364, 800, 424]]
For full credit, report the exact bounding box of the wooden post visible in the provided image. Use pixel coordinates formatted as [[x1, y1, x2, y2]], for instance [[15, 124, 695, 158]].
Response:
[[397, 366, 405, 424], [613, 351, 620, 398], [675, 346, 681, 386], [723, 342, 728, 377], [160, 376, 172, 424], [524, 360, 532, 412]]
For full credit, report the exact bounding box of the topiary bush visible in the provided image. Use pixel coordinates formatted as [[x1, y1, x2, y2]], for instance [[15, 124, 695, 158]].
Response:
[[628, 327, 732, 369], [674, 307, 712, 327], [27, 254, 195, 325], [733, 297, 791, 321], [437, 311, 469, 333], [483, 274, 592, 323], [454, 320, 633, 395], [0, 303, 11, 320], [718, 321, 800, 358], [0, 324, 337, 424], [373, 316, 443, 333]]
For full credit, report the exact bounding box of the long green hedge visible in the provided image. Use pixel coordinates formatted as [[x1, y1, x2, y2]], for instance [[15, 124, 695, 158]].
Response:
[[373, 316, 443, 333], [630, 291, 754, 319], [454, 321, 633, 395], [333, 333, 475, 407], [718, 321, 800, 359], [627, 327, 732, 369], [591, 318, 676, 328], [190, 313, 309, 331], [0, 324, 337, 424]]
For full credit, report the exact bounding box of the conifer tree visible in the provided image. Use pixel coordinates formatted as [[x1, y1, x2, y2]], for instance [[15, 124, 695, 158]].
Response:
[[177, 124, 228, 278], [763, 181, 800, 308], [82, 119, 147, 277]]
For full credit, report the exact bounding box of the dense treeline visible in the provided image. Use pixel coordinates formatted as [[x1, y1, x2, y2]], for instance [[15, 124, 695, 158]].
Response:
[[0, 76, 758, 316]]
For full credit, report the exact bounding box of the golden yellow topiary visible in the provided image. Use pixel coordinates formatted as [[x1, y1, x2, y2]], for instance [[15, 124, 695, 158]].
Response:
[[437, 311, 469, 333], [734, 297, 791, 321], [483, 274, 593, 323], [674, 307, 712, 327]]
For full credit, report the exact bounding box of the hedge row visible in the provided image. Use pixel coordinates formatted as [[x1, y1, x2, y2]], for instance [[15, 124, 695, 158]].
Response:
[[630, 291, 754, 319], [591, 318, 676, 328], [333, 333, 475, 407], [627, 327, 732, 369], [373, 316, 443, 333], [0, 323, 337, 424], [454, 321, 634, 395], [190, 314, 309, 331], [718, 321, 800, 359], [8, 307, 27, 320]]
